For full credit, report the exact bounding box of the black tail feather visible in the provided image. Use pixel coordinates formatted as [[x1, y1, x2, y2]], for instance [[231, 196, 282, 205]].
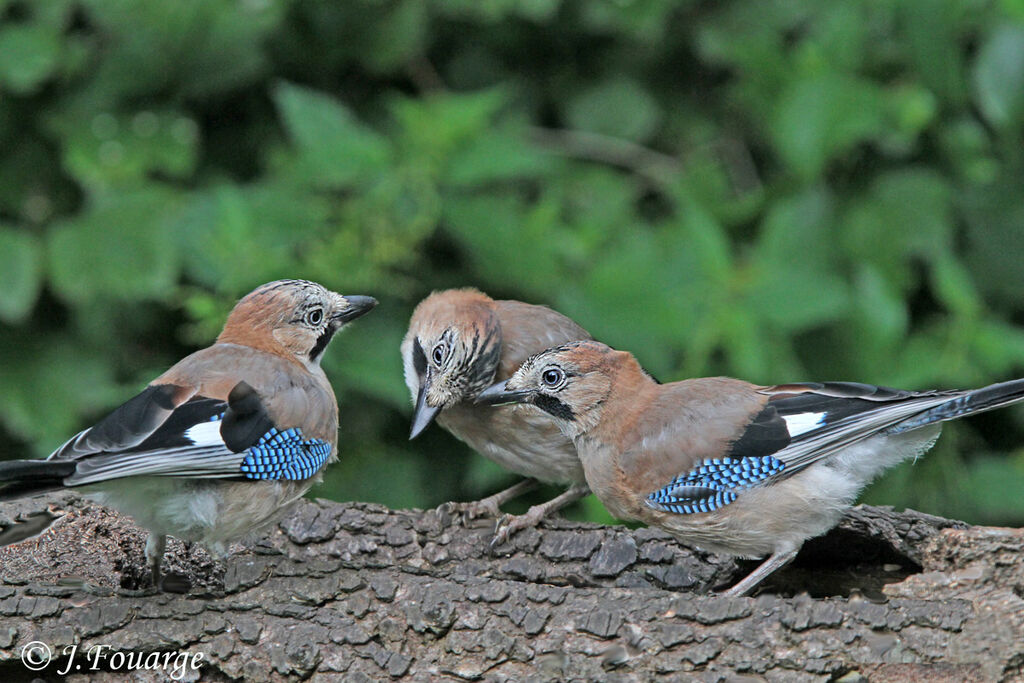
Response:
[[888, 378, 1024, 434], [0, 460, 77, 502], [0, 460, 77, 481]]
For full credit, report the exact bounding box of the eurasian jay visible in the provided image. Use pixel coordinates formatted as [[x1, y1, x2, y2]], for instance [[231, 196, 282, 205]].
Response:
[[401, 288, 592, 545], [478, 340, 1024, 596], [0, 279, 376, 589]]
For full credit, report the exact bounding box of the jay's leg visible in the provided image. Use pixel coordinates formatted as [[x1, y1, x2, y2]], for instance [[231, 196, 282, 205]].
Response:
[[145, 532, 166, 588], [145, 532, 190, 593], [721, 546, 800, 598], [438, 478, 539, 522], [490, 483, 590, 549]]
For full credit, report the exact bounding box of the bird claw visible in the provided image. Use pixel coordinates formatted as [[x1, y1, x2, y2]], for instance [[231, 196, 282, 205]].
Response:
[[488, 507, 546, 552], [489, 514, 515, 552], [436, 499, 502, 527]]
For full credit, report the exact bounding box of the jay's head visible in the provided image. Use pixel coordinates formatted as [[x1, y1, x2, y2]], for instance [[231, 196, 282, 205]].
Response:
[[476, 340, 624, 438], [218, 280, 377, 368], [402, 289, 502, 439]]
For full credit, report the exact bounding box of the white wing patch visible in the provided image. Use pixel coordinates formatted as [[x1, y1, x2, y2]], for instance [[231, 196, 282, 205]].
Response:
[[184, 419, 225, 447], [783, 412, 825, 437]]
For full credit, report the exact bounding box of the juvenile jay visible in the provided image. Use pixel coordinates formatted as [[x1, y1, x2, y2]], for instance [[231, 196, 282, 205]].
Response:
[[478, 340, 1024, 596], [0, 279, 376, 589], [402, 288, 592, 545]]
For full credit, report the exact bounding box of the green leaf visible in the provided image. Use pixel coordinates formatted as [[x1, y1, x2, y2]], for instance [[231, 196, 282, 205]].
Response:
[[557, 228, 708, 375], [445, 124, 553, 186], [973, 24, 1024, 129], [391, 88, 509, 159], [962, 175, 1024, 306], [931, 254, 981, 318], [565, 76, 663, 143], [273, 81, 392, 187], [772, 73, 885, 179], [79, 0, 284, 100], [315, 442, 426, 509], [676, 197, 733, 284], [971, 320, 1024, 376], [0, 23, 61, 93], [753, 186, 834, 267], [746, 267, 849, 333], [443, 191, 566, 297], [56, 111, 199, 190], [882, 83, 938, 154], [47, 191, 181, 302], [362, 0, 428, 73], [840, 168, 953, 285], [746, 188, 849, 333], [900, 0, 967, 103], [960, 453, 1024, 524], [1003, 0, 1024, 21], [175, 182, 322, 292], [852, 263, 908, 346], [0, 227, 42, 322], [0, 335, 120, 451], [581, 0, 680, 41], [322, 306, 411, 410]]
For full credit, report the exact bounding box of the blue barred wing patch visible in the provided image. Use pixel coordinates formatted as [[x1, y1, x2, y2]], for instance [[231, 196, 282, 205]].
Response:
[[239, 427, 332, 481], [645, 455, 785, 515]]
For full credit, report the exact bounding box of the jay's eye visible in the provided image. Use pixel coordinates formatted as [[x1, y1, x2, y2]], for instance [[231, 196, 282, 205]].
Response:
[[432, 343, 447, 366], [306, 308, 324, 326], [542, 367, 565, 388]]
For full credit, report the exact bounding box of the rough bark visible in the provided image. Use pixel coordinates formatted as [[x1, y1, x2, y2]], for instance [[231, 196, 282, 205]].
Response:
[[0, 492, 1021, 682]]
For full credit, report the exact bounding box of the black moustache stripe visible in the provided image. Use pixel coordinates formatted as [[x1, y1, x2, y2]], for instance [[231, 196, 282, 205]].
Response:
[[309, 327, 336, 361], [534, 394, 575, 421], [412, 338, 427, 377]]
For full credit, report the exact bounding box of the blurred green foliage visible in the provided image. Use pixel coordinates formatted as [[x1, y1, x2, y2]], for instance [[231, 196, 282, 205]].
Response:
[[1, 0, 1024, 526]]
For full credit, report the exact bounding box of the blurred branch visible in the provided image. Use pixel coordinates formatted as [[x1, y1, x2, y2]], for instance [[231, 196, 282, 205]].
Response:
[[527, 127, 764, 200], [528, 126, 684, 188]]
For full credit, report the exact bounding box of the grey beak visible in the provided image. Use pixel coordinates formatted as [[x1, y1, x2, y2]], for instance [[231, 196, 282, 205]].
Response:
[[475, 380, 535, 406], [409, 384, 442, 440], [335, 295, 378, 323]]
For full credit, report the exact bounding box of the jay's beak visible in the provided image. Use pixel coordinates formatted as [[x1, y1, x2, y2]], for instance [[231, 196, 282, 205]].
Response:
[[409, 384, 441, 440], [335, 295, 379, 323], [475, 380, 535, 406]]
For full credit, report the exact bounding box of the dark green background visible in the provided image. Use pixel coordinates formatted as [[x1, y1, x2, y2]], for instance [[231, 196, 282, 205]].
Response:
[[1, 0, 1024, 526]]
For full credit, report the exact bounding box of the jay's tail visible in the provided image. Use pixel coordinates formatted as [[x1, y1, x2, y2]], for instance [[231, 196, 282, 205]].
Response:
[[888, 378, 1024, 435], [0, 460, 77, 501], [0, 462, 76, 547]]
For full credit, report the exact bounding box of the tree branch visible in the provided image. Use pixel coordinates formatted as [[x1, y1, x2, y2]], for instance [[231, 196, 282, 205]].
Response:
[[0, 493, 1020, 681]]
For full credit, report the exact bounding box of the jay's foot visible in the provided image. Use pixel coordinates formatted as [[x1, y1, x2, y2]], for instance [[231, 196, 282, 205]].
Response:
[[489, 484, 590, 550], [436, 478, 540, 526]]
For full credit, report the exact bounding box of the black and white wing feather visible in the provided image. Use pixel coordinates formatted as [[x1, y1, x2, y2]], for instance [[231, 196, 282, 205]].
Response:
[[43, 382, 329, 486], [748, 380, 1024, 476], [647, 379, 1024, 515]]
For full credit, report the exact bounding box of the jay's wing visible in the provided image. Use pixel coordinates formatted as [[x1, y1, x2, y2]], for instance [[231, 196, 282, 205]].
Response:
[[50, 382, 331, 485], [646, 379, 1024, 515]]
